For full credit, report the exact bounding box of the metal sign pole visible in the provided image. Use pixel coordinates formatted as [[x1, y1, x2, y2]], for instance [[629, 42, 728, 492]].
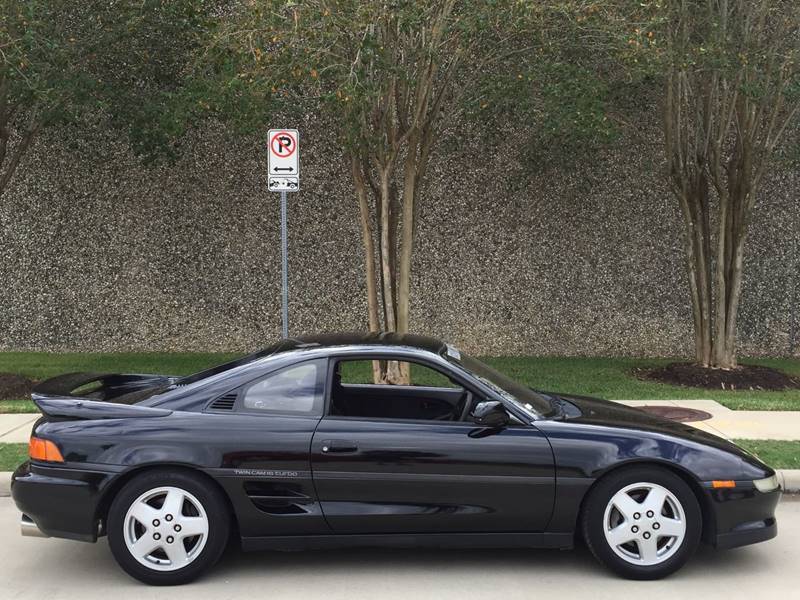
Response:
[[281, 190, 289, 338], [267, 129, 298, 339]]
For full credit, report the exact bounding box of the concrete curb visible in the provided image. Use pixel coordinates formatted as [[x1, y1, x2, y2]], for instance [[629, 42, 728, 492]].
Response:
[[0, 470, 797, 498], [777, 470, 800, 494]]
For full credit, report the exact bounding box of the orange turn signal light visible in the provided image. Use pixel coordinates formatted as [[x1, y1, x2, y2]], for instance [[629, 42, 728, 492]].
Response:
[[711, 480, 736, 489], [29, 437, 64, 463]]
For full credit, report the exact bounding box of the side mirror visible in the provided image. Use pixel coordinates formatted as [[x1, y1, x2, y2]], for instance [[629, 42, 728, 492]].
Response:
[[470, 400, 510, 428]]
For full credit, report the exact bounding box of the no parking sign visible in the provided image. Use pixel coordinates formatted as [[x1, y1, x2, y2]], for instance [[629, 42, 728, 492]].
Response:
[[268, 129, 299, 192]]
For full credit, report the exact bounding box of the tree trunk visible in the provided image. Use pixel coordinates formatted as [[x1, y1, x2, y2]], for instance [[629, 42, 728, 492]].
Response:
[[351, 155, 384, 383], [378, 169, 397, 333], [0, 87, 39, 198], [680, 194, 713, 367], [674, 160, 715, 366], [672, 146, 750, 370], [678, 184, 747, 370], [397, 134, 419, 336], [686, 164, 713, 366], [349, 155, 418, 385], [720, 235, 746, 367], [714, 169, 751, 369]]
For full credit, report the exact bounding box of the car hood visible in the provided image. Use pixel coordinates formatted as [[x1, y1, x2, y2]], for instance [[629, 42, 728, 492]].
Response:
[[551, 392, 763, 465]]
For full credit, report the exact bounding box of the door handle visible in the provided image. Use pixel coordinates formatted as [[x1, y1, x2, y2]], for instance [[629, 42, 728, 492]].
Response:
[[320, 440, 359, 454]]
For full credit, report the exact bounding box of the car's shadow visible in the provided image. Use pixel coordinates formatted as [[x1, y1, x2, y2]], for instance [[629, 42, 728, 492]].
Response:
[[7, 531, 775, 592], [211, 540, 770, 582]]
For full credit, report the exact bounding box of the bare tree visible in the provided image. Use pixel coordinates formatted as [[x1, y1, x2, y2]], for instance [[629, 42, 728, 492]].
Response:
[[663, 0, 800, 368]]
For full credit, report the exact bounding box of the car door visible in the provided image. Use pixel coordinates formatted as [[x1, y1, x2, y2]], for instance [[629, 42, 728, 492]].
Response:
[[204, 358, 332, 537], [310, 355, 555, 534]]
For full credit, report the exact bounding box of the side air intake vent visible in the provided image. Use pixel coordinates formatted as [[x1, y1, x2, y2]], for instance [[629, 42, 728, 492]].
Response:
[[209, 393, 237, 411]]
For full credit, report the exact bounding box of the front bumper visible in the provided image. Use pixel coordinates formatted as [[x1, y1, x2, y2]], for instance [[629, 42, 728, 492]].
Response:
[[11, 461, 116, 542], [704, 481, 781, 549], [715, 516, 777, 549]]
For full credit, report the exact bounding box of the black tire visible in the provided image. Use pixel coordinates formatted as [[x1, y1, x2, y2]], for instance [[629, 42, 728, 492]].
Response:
[[581, 466, 702, 580], [107, 469, 230, 585]]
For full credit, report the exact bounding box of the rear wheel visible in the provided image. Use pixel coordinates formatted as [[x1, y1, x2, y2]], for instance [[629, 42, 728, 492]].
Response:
[[581, 466, 701, 580], [107, 469, 230, 585]]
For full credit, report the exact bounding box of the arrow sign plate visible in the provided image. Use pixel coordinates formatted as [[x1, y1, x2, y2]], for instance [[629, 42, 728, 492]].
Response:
[[268, 129, 300, 191]]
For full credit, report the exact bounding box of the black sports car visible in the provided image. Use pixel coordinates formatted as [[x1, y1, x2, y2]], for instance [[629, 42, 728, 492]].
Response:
[[12, 333, 780, 585]]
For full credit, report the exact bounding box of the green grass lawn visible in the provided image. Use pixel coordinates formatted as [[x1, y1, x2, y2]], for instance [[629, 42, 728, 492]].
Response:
[[1, 352, 799, 413], [0, 443, 27, 471], [0, 352, 240, 382], [734, 440, 800, 470], [0, 352, 239, 413], [0, 400, 38, 413], [483, 356, 800, 411], [0, 439, 796, 472]]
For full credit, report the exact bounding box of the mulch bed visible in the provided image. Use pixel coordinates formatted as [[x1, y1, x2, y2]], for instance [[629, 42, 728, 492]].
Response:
[[637, 362, 800, 392], [0, 373, 35, 400]]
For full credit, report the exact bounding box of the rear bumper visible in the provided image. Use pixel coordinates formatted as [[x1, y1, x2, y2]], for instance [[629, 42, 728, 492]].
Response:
[[11, 461, 115, 542], [704, 482, 781, 550], [20, 513, 49, 538]]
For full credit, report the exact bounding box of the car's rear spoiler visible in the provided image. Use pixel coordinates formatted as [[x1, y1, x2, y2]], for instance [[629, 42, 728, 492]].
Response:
[[31, 372, 177, 419], [32, 396, 173, 419], [32, 372, 178, 400]]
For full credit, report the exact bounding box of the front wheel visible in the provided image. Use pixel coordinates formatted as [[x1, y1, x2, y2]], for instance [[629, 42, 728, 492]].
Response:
[[107, 469, 230, 585], [581, 466, 702, 580]]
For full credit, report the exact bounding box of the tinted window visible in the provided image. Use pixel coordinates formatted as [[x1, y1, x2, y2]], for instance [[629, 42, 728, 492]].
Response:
[[242, 360, 325, 415]]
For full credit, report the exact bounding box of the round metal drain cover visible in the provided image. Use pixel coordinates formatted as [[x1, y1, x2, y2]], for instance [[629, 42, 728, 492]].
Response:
[[637, 406, 713, 423]]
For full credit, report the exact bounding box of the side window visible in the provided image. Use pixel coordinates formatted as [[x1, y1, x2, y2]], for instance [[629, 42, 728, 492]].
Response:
[[241, 359, 326, 415], [338, 360, 459, 388], [331, 359, 467, 422]]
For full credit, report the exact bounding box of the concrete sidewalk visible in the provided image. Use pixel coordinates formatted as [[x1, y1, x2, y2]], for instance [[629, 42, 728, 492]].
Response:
[[0, 413, 38, 443], [617, 399, 800, 440]]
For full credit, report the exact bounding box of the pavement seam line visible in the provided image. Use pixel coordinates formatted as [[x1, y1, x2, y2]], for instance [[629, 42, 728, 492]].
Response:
[[0, 418, 37, 439]]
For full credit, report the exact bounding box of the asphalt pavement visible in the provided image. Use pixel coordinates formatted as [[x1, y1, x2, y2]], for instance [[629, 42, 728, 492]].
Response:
[[1, 496, 797, 600]]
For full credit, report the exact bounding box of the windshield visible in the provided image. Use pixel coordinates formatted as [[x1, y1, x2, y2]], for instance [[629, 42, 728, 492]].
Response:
[[446, 353, 553, 417]]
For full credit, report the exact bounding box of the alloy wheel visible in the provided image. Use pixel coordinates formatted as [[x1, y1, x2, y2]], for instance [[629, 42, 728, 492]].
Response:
[[602, 482, 687, 566], [123, 486, 210, 572]]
